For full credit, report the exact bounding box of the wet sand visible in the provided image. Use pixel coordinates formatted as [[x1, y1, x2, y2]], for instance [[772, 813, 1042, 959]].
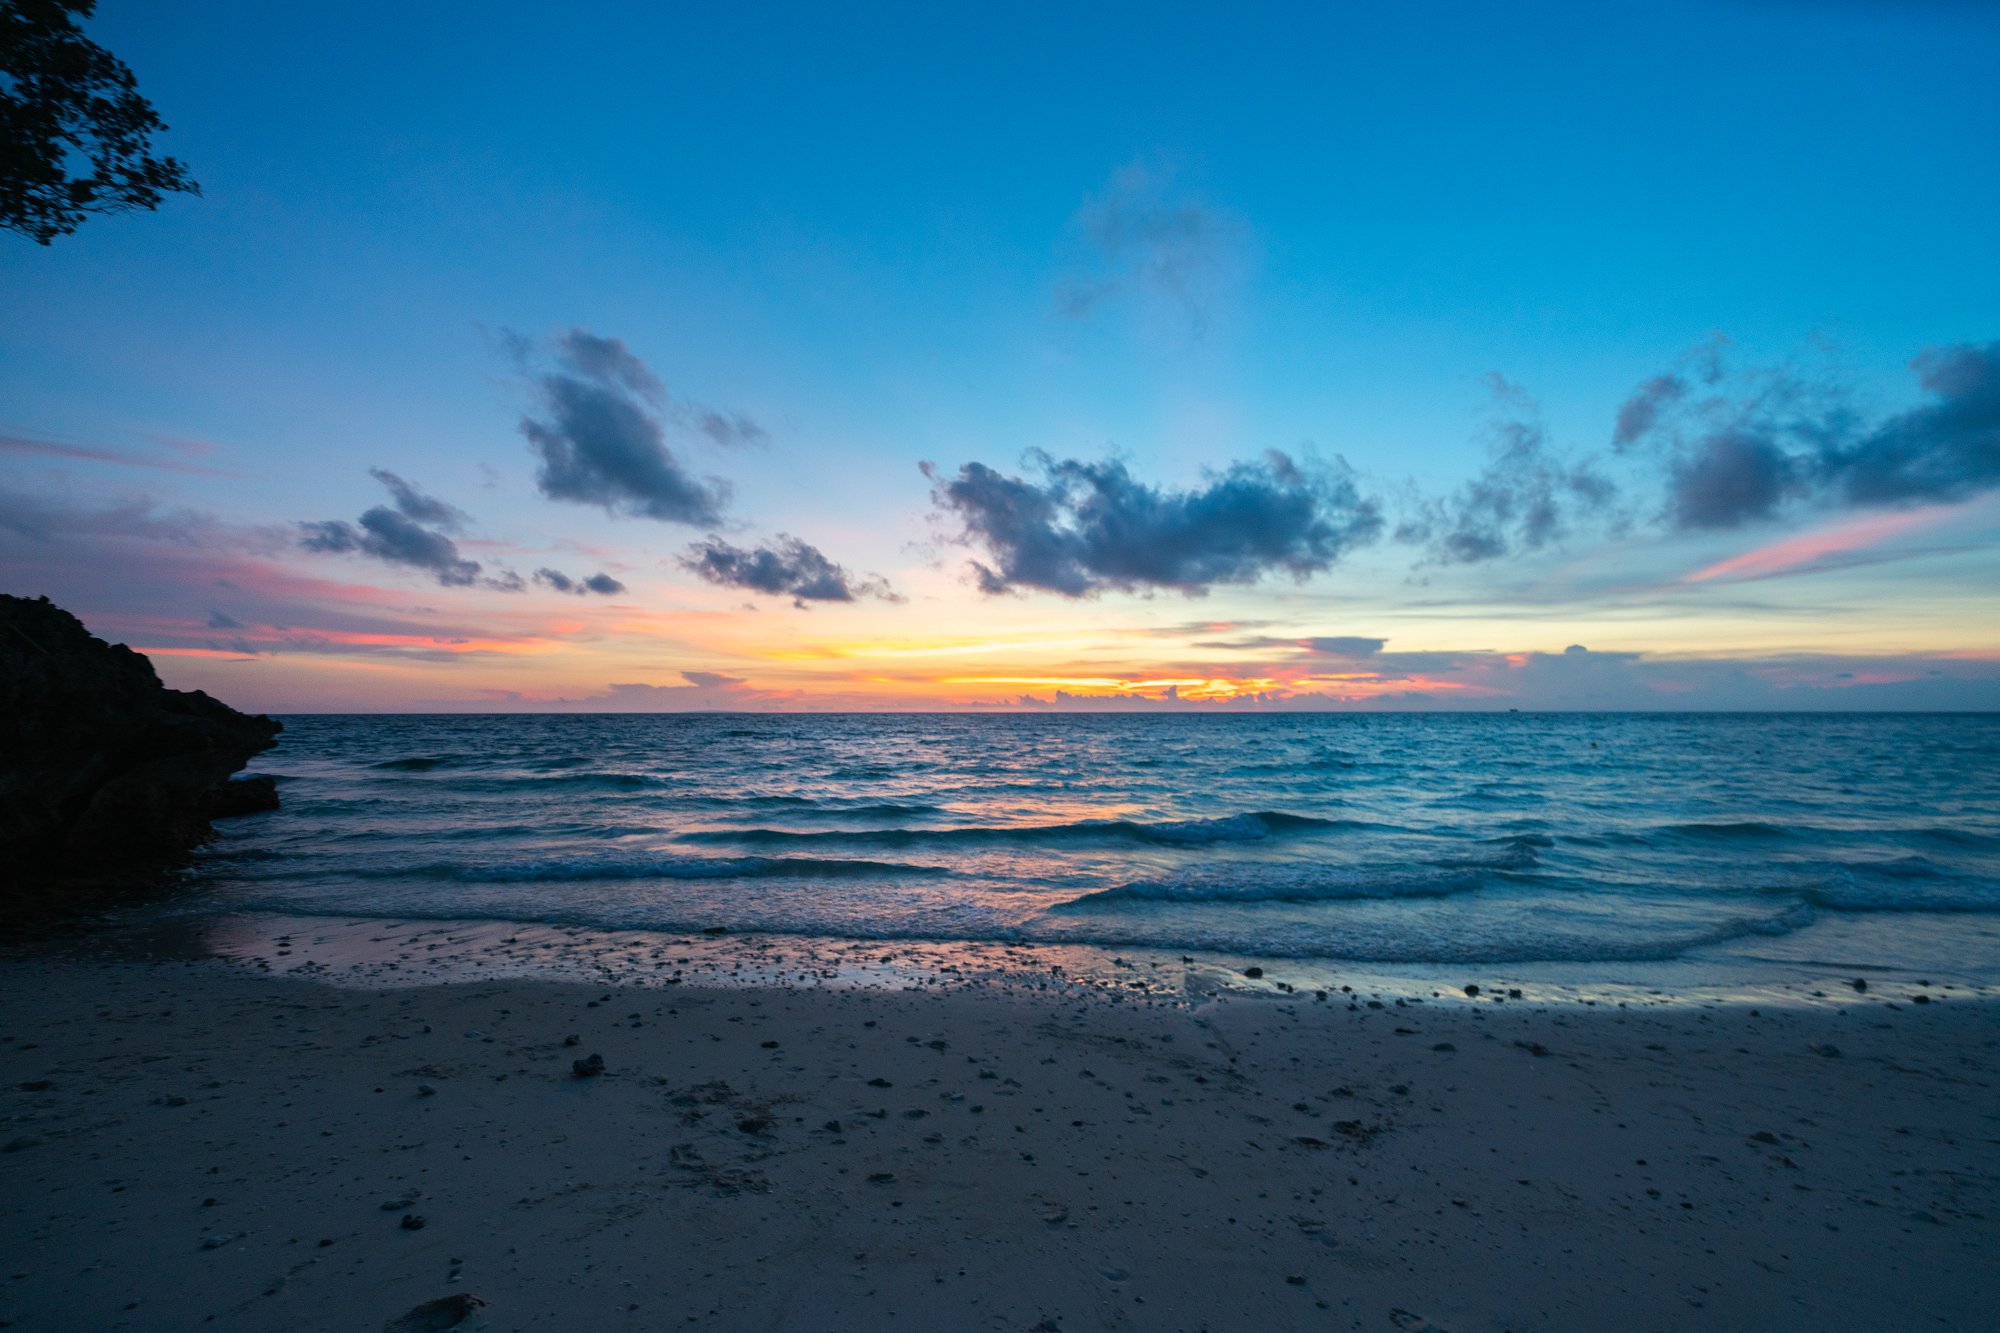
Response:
[[2, 929, 1995, 1332]]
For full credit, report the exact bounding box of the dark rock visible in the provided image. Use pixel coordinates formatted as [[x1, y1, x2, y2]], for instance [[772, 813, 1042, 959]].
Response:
[[572, 1053, 606, 1078], [1242, 967, 1264, 979], [206, 774, 279, 819], [1, 595, 280, 914], [399, 1213, 426, 1230], [1462, 984, 1480, 996], [1851, 978, 1867, 992]]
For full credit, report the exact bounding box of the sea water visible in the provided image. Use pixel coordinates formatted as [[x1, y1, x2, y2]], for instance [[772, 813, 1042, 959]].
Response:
[[174, 712, 2000, 987]]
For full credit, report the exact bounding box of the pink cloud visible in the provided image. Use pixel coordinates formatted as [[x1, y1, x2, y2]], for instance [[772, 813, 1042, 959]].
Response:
[[1681, 501, 1977, 584]]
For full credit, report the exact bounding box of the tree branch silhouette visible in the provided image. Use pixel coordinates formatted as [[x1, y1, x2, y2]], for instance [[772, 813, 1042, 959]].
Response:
[[1, 0, 198, 244]]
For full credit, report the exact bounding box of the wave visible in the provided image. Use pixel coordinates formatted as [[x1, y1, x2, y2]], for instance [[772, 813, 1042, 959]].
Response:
[[434, 772, 670, 793], [675, 796, 947, 820], [385, 853, 942, 884], [201, 895, 1822, 967], [370, 756, 455, 771], [1031, 902, 1820, 965], [1801, 861, 2000, 914], [1661, 821, 1793, 840], [1904, 826, 2000, 849], [1430, 832, 1553, 871], [1053, 864, 1483, 909], [678, 810, 1363, 849], [1614, 822, 1999, 850]]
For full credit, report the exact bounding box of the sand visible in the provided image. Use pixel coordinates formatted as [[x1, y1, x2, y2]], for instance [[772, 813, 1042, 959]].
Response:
[[2, 932, 1995, 1332]]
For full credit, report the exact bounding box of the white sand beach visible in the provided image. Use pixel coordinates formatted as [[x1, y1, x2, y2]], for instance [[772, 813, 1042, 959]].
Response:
[[2, 929, 1994, 1332]]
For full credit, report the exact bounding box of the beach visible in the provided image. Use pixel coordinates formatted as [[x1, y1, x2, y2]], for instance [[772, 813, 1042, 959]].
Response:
[[3, 924, 1994, 1332]]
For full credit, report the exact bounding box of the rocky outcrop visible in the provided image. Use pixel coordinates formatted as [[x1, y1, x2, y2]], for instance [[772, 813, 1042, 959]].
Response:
[[1, 594, 281, 910]]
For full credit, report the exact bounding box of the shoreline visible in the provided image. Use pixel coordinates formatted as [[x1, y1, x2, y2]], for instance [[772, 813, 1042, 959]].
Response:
[[34, 906, 2000, 1012], [4, 930, 1996, 1331]]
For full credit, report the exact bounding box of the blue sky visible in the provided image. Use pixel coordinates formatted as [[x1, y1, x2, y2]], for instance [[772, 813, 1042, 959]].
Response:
[[3, 0, 1997, 709]]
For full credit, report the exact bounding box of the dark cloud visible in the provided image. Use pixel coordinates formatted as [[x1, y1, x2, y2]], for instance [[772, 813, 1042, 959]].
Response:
[[1610, 338, 2000, 530], [1403, 382, 1615, 563], [681, 535, 897, 607], [1611, 374, 1686, 449], [1666, 427, 1801, 529], [1821, 341, 2000, 505], [1188, 635, 1472, 675], [926, 449, 1381, 597], [205, 609, 243, 629], [299, 507, 484, 587], [523, 373, 728, 526], [533, 567, 628, 597], [1054, 161, 1238, 328], [515, 329, 765, 525], [299, 471, 518, 589], [459, 676, 782, 711], [552, 329, 665, 401], [1614, 337, 1732, 454], [368, 468, 467, 530], [1304, 636, 1385, 657]]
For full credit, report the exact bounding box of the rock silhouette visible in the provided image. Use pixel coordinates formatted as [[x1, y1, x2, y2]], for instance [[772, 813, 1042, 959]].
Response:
[[1, 594, 280, 912]]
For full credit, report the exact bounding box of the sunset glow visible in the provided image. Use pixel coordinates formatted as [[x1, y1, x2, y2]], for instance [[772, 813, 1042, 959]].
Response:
[[2, 5, 1994, 712]]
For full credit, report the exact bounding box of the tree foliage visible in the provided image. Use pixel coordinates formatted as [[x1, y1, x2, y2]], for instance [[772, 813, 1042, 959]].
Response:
[[0, 0, 197, 244]]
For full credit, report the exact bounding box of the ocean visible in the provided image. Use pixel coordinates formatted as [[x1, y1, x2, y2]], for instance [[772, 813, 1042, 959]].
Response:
[[165, 712, 2000, 993]]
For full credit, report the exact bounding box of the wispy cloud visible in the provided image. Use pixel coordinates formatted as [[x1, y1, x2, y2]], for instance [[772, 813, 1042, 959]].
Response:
[[0, 433, 242, 477], [1399, 375, 1616, 563], [1054, 160, 1243, 334]]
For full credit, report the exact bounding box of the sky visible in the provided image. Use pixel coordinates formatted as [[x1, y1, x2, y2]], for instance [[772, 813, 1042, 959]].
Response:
[[3, 0, 1998, 712]]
